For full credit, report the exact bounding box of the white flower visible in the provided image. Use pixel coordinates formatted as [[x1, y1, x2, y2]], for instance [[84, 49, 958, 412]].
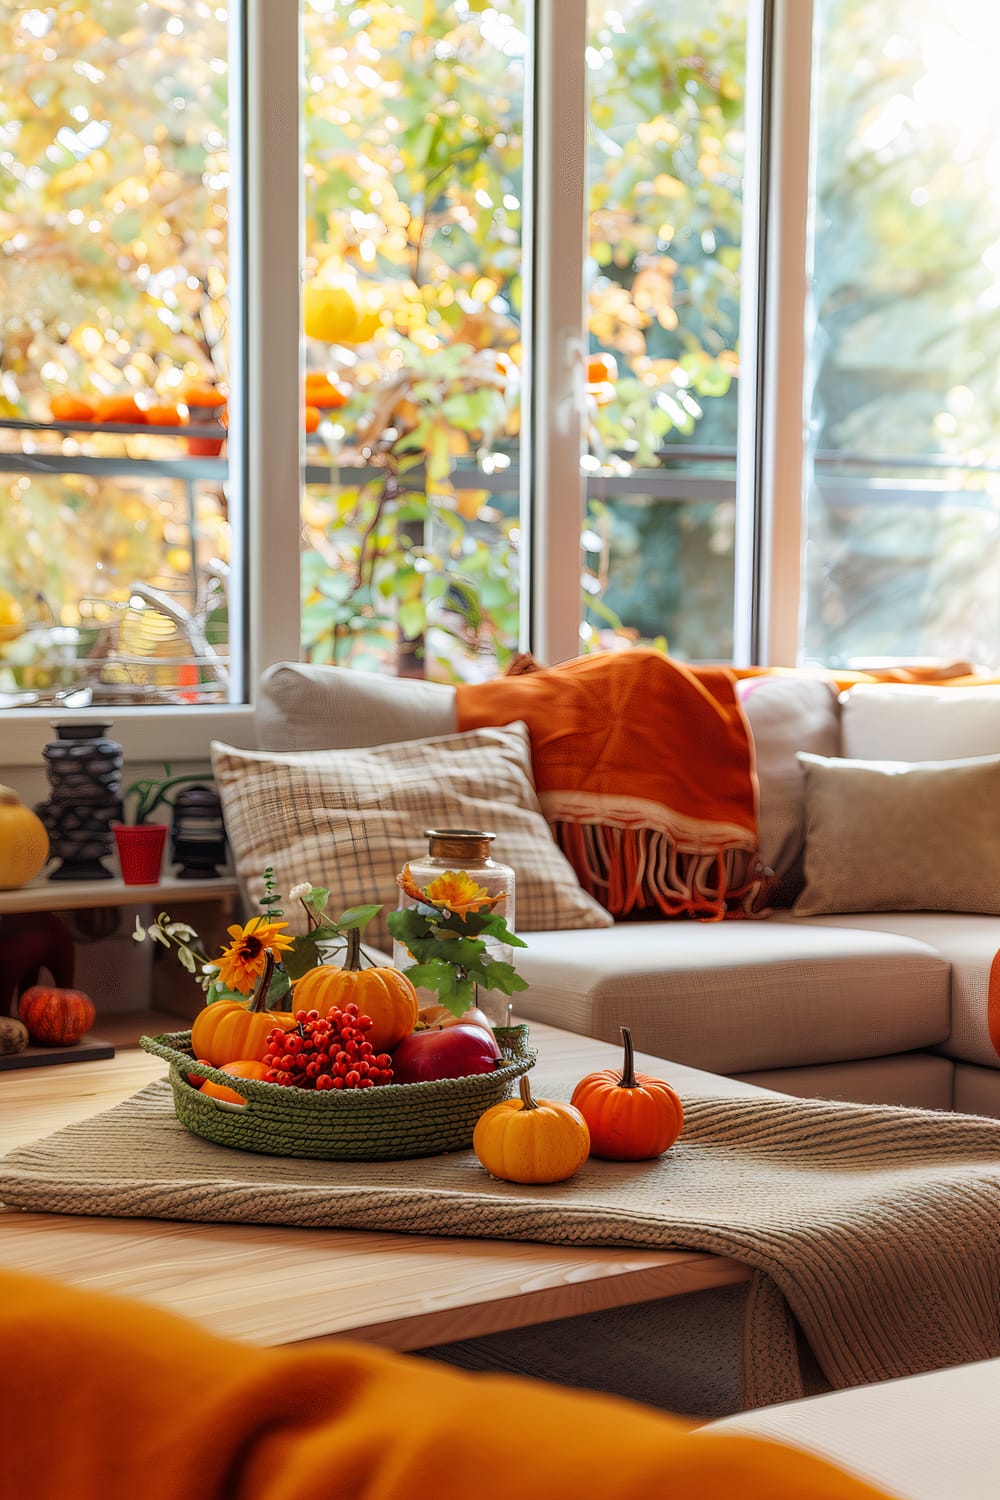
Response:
[[288, 882, 313, 902], [132, 917, 147, 943], [165, 922, 198, 941], [147, 924, 170, 948], [177, 946, 197, 973]]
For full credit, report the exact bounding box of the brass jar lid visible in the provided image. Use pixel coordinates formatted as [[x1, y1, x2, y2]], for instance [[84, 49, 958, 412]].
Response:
[[424, 828, 496, 861]]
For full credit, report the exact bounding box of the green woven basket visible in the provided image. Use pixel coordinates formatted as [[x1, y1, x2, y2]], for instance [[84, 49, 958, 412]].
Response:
[[139, 1027, 537, 1161]]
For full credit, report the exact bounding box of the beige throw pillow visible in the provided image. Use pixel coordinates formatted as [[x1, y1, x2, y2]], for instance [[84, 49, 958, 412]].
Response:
[[212, 721, 613, 953], [793, 751, 1000, 917]]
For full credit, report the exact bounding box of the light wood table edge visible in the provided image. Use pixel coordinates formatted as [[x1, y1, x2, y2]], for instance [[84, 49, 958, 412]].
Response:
[[311, 1252, 753, 1352]]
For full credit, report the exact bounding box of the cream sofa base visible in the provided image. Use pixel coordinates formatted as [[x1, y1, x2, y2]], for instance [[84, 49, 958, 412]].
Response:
[[735, 1053, 955, 1112], [708, 1356, 1000, 1500]]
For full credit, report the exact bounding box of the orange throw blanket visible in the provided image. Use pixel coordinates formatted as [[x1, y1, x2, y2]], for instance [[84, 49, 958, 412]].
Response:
[[1, 1269, 891, 1500], [456, 650, 764, 920]]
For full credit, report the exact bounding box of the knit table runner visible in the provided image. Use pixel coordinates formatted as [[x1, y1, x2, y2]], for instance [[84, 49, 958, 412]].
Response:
[[3, 1076, 1000, 1408]]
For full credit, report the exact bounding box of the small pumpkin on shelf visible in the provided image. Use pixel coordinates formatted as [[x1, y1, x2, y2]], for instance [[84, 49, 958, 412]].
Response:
[[473, 1073, 590, 1184], [0, 784, 50, 890], [292, 926, 419, 1053], [18, 986, 96, 1047], [571, 1025, 684, 1160]]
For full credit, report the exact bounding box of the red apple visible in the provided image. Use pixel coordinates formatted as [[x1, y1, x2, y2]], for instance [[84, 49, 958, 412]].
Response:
[[391, 1024, 501, 1085]]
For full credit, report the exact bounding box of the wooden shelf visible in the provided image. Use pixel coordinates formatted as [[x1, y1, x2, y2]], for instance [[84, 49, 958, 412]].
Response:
[[0, 874, 239, 916]]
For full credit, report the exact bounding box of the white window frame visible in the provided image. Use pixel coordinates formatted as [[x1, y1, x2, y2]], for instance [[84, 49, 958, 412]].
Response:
[[0, 0, 813, 774]]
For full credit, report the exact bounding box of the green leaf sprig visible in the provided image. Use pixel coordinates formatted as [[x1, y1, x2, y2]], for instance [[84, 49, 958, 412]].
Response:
[[386, 900, 528, 1017]]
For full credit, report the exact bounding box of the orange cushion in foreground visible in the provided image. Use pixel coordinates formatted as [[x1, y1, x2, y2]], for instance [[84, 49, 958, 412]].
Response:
[[0, 1268, 892, 1500]]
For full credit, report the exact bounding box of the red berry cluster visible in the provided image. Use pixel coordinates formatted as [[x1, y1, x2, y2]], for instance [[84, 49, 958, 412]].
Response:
[[263, 1006, 393, 1090]]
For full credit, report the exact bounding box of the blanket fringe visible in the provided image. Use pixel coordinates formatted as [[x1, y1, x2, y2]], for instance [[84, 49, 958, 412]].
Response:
[[552, 820, 765, 921]]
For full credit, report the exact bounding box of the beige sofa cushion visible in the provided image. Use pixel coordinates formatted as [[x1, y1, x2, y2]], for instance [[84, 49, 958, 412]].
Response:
[[841, 681, 1000, 761], [708, 1356, 1000, 1500], [513, 921, 948, 1076], [794, 752, 1000, 917], [737, 675, 841, 902], [212, 721, 612, 954], [257, 662, 456, 752], [777, 911, 1000, 1071]]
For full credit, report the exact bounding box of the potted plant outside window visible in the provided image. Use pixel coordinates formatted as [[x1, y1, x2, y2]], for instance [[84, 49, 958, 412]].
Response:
[[113, 765, 213, 886]]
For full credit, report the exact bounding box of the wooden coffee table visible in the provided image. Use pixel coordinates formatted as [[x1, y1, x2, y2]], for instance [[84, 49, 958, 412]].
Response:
[[0, 1016, 754, 1352]]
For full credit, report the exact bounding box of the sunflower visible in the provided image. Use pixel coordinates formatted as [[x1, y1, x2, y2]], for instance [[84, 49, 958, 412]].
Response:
[[208, 917, 295, 995], [397, 864, 506, 917]]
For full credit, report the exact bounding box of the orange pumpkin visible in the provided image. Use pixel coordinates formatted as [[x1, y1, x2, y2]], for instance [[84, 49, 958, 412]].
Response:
[[292, 929, 418, 1052], [199, 1059, 270, 1105], [145, 402, 182, 427], [49, 393, 95, 423], [570, 1026, 684, 1160], [93, 394, 145, 424], [190, 991, 296, 1066], [18, 986, 96, 1047], [473, 1074, 591, 1184]]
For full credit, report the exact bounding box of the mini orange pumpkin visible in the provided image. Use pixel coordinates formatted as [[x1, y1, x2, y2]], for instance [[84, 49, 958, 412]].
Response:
[[93, 394, 145, 425], [190, 968, 296, 1065], [292, 928, 419, 1053], [570, 1026, 684, 1160], [199, 1059, 270, 1105], [473, 1074, 590, 1184], [18, 986, 96, 1047], [49, 393, 95, 423]]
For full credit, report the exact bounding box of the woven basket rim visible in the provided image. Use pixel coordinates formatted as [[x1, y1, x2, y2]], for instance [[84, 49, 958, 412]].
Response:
[[140, 1027, 536, 1106]]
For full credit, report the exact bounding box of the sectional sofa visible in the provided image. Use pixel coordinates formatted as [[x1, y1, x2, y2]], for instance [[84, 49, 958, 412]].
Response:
[[227, 659, 1000, 1119]]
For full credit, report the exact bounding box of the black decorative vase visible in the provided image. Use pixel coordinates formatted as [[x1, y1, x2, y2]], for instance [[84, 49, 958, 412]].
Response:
[[36, 721, 123, 880]]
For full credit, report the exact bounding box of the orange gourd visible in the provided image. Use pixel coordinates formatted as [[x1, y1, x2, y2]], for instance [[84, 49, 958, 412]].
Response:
[[145, 402, 182, 426], [190, 986, 296, 1066], [49, 393, 95, 422], [93, 394, 145, 424], [199, 1059, 270, 1105], [473, 1074, 590, 1184], [18, 986, 96, 1047], [292, 929, 418, 1053], [570, 1026, 684, 1160]]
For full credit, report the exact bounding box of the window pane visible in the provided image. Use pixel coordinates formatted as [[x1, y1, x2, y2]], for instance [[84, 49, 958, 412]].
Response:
[[301, 1, 524, 682], [0, 3, 235, 709], [805, 0, 1000, 670], [583, 0, 747, 660]]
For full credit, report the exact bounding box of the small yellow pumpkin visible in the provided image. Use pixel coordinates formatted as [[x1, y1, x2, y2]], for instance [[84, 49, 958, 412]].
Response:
[[0, 785, 50, 890], [473, 1074, 591, 1184], [292, 928, 419, 1052]]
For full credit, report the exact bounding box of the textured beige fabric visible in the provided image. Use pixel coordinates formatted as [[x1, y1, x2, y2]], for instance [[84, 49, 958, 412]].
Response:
[[256, 662, 456, 752], [212, 722, 612, 954], [737, 675, 841, 902], [793, 752, 1000, 917], [6, 1080, 1000, 1408], [513, 922, 948, 1074], [710, 1357, 1000, 1500], [841, 681, 1000, 761]]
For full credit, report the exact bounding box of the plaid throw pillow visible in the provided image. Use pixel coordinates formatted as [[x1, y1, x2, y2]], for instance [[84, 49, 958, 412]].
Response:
[[211, 722, 612, 954]]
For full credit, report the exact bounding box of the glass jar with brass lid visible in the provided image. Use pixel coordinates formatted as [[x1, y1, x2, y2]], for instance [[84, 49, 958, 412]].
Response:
[[392, 828, 517, 1025]]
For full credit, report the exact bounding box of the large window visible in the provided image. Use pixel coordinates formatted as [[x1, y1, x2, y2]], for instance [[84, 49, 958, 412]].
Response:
[[582, 0, 747, 661], [0, 2, 238, 715], [804, 0, 1000, 668], [3, 0, 998, 769]]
